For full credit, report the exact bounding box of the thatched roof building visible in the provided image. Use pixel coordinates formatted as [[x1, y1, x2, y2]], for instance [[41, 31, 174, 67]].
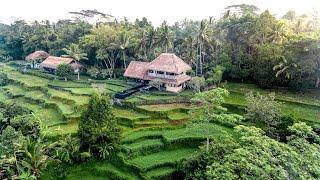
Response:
[[124, 53, 192, 93], [40, 56, 83, 72], [26, 51, 50, 62], [147, 53, 192, 74]]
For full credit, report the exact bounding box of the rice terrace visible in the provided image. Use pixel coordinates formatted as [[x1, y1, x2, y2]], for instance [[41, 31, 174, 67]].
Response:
[[0, 1, 320, 180]]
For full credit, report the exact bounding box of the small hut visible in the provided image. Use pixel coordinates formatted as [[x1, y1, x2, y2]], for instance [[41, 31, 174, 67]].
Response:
[[40, 56, 83, 73], [25, 51, 50, 68]]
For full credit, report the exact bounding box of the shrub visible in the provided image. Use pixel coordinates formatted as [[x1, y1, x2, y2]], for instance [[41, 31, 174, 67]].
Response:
[[0, 73, 9, 86], [78, 93, 120, 158], [56, 63, 73, 81], [187, 76, 206, 93]]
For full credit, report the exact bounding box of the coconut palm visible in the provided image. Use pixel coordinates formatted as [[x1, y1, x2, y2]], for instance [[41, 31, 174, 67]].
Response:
[[62, 43, 88, 80], [273, 56, 297, 79], [158, 21, 173, 53], [182, 36, 197, 66], [112, 32, 131, 69], [18, 138, 51, 178], [137, 29, 148, 60], [147, 28, 157, 59], [196, 20, 211, 75]]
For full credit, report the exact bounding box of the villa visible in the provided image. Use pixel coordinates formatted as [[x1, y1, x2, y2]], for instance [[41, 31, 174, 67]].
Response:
[[124, 53, 192, 93]]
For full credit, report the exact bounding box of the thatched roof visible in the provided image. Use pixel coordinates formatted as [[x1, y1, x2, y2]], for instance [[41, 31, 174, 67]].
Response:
[[124, 53, 192, 85], [147, 53, 191, 74], [26, 51, 50, 61], [123, 61, 149, 79], [40, 56, 83, 70]]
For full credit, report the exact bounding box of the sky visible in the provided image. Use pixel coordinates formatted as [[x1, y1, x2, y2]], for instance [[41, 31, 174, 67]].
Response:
[[0, 0, 320, 26]]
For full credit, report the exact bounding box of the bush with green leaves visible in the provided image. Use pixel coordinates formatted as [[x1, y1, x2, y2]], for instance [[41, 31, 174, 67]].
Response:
[[0, 73, 9, 86], [205, 124, 320, 179], [56, 63, 73, 81], [245, 92, 287, 140], [206, 65, 226, 86], [10, 115, 40, 139], [87, 67, 113, 79], [186, 76, 206, 92], [78, 93, 120, 158]]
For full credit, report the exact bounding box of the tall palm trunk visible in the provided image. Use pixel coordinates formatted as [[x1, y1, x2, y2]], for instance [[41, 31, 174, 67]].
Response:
[[316, 76, 320, 88], [77, 71, 80, 80], [199, 43, 203, 75], [123, 51, 126, 69]]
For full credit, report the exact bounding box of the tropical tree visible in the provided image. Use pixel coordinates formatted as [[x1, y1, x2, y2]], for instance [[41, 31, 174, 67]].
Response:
[[157, 21, 173, 53], [273, 56, 297, 79], [189, 88, 243, 151], [196, 20, 211, 75], [56, 63, 73, 81], [245, 92, 283, 139], [62, 43, 88, 80], [113, 31, 131, 69], [186, 76, 206, 93], [78, 93, 120, 158]]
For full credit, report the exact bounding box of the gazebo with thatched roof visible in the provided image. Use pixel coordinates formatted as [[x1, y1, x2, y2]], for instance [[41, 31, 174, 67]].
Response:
[[25, 51, 50, 68]]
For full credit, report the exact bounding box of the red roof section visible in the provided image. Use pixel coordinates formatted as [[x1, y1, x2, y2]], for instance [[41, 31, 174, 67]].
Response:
[[147, 53, 191, 74], [40, 56, 83, 70], [123, 61, 149, 79]]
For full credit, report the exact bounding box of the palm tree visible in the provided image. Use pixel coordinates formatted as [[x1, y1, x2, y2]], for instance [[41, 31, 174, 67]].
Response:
[[113, 32, 130, 69], [137, 30, 148, 60], [18, 138, 51, 178], [273, 56, 297, 79], [147, 28, 157, 59], [158, 21, 173, 53], [62, 43, 88, 80], [182, 36, 196, 67], [196, 20, 210, 75]]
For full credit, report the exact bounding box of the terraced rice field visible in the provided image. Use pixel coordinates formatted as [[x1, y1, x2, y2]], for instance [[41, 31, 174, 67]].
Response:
[[2, 63, 320, 179]]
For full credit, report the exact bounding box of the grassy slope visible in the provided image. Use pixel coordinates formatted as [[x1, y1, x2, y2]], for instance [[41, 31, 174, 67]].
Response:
[[224, 82, 320, 124]]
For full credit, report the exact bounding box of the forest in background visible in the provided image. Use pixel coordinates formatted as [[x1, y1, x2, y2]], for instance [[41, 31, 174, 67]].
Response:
[[0, 4, 319, 90]]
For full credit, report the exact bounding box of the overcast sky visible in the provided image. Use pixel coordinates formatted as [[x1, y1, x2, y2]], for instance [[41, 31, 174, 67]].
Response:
[[1, 0, 320, 26]]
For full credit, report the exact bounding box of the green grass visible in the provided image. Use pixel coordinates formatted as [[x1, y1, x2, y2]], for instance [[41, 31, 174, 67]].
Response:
[[105, 83, 127, 92], [47, 119, 79, 136], [168, 112, 189, 120], [281, 102, 320, 124], [127, 148, 196, 171], [64, 87, 96, 95], [122, 139, 164, 152], [225, 82, 320, 107], [134, 119, 168, 126], [137, 103, 190, 112], [114, 108, 150, 120], [63, 161, 141, 180], [162, 124, 237, 143], [122, 130, 163, 143], [2, 84, 25, 96], [48, 88, 89, 106], [1, 66, 49, 88], [225, 88, 320, 124], [49, 80, 91, 88], [143, 166, 177, 179], [0, 90, 9, 102]]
